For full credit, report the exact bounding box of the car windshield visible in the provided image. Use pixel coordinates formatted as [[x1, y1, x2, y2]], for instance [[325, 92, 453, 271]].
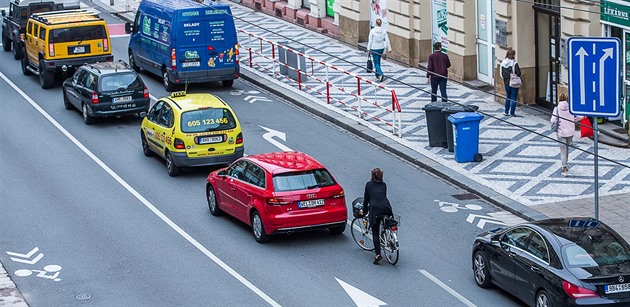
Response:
[[100, 73, 142, 91], [562, 240, 630, 268], [50, 25, 106, 43], [272, 169, 336, 192], [180, 108, 236, 133]]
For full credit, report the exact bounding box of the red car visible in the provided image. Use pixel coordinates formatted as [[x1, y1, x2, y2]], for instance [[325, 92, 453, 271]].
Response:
[[206, 152, 347, 243]]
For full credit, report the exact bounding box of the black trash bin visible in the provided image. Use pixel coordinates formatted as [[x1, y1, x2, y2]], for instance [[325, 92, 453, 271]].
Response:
[[442, 104, 479, 152], [422, 102, 453, 147]]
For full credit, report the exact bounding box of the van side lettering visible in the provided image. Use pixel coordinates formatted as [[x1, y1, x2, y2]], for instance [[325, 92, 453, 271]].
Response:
[[183, 22, 200, 27], [205, 9, 228, 15], [181, 11, 199, 17]]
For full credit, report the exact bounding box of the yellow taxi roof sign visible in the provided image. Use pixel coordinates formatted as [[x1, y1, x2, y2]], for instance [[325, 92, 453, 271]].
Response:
[[171, 91, 187, 98]]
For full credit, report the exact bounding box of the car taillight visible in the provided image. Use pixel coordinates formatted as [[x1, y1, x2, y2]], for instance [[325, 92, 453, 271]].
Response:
[[48, 43, 54, 57], [143, 86, 149, 98], [207, 45, 214, 51], [562, 281, 599, 299], [91, 92, 99, 104], [391, 226, 398, 231], [236, 132, 243, 144], [267, 197, 292, 205], [331, 190, 344, 198], [234, 44, 239, 64], [103, 38, 109, 52], [171, 48, 176, 70], [174, 138, 185, 149]]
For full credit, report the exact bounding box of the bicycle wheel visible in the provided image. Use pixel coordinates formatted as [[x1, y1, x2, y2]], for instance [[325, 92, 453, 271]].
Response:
[[351, 217, 374, 251], [382, 228, 399, 265]]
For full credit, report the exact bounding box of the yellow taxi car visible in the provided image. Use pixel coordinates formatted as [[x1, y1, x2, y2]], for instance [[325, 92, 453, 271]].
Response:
[[141, 91, 244, 176]]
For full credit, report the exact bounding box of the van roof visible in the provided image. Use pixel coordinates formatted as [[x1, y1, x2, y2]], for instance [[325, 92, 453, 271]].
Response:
[[141, 0, 231, 13]]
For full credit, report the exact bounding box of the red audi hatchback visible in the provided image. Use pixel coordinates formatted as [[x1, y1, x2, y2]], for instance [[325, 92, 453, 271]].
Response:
[[206, 151, 347, 243]]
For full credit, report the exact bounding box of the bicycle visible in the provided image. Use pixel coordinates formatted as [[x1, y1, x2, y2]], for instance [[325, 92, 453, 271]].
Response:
[[350, 197, 400, 265]]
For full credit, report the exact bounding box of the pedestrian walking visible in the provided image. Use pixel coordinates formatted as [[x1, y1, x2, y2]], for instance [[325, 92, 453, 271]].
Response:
[[550, 93, 583, 176], [501, 49, 522, 116], [426, 42, 451, 102], [367, 18, 391, 82]]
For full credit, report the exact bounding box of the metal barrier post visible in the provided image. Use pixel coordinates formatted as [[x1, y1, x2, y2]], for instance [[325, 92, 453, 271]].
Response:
[[248, 35, 253, 68], [326, 82, 330, 104]]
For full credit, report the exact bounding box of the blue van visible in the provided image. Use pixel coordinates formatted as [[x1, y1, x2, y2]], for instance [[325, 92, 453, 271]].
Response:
[[125, 0, 239, 91]]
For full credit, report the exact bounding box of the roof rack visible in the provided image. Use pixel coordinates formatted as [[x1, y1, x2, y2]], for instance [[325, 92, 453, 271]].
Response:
[[117, 59, 132, 69], [31, 9, 100, 24], [87, 64, 101, 74]]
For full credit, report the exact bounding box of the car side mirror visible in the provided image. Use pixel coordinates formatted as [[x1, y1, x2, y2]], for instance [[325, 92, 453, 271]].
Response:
[[138, 111, 147, 118], [217, 169, 227, 176], [125, 22, 132, 34]]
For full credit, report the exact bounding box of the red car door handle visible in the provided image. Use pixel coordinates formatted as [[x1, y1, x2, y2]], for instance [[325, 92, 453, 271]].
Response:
[[231, 187, 236, 191], [246, 193, 252, 197]]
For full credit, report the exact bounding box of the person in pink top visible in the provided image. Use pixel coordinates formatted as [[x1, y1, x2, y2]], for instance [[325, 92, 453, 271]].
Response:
[[550, 93, 583, 176]]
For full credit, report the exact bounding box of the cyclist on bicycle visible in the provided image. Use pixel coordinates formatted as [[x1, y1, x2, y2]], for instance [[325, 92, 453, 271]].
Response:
[[360, 168, 393, 264]]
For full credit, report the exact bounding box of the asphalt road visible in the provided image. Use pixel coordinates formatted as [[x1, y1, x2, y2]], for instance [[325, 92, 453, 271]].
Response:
[[0, 7, 524, 306]]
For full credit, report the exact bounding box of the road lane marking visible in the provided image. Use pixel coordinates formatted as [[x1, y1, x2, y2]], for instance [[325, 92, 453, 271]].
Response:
[[418, 269, 476, 307], [335, 277, 386, 306], [0, 72, 281, 307]]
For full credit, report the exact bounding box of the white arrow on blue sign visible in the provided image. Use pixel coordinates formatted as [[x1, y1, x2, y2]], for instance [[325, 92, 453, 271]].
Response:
[[567, 37, 621, 117]]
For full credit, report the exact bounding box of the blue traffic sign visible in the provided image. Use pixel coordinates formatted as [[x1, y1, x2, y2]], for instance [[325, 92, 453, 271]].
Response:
[[568, 37, 620, 117]]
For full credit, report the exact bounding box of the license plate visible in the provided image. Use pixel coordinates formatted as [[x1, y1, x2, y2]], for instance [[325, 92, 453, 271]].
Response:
[[199, 136, 223, 144], [112, 96, 132, 103], [182, 61, 200, 68], [73, 46, 85, 53], [605, 283, 630, 294], [298, 199, 324, 208]]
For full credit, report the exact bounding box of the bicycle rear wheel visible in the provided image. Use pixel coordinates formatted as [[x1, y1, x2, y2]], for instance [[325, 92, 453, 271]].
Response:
[[383, 228, 399, 265], [351, 217, 374, 251]]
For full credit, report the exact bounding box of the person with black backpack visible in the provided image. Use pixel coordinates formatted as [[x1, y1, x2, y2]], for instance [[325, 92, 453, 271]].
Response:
[[501, 49, 522, 116], [359, 168, 393, 264]]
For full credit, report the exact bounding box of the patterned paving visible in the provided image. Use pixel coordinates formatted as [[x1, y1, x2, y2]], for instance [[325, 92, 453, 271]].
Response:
[[229, 4, 630, 207]]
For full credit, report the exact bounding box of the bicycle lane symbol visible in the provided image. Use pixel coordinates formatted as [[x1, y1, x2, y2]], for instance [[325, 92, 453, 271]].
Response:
[[6, 247, 62, 282], [14, 265, 62, 282], [436, 200, 483, 213]]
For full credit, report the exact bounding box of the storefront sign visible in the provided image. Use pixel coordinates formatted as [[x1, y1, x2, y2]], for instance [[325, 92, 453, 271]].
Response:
[[326, 0, 334, 17], [370, 0, 388, 30], [431, 0, 448, 52], [495, 20, 507, 48], [601, 0, 630, 28]]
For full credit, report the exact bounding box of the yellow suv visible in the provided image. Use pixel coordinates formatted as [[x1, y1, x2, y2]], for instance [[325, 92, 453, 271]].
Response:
[[141, 92, 245, 176], [20, 9, 113, 89]]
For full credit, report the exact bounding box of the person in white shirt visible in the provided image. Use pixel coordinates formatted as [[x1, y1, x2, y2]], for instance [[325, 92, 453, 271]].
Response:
[[366, 18, 392, 82]]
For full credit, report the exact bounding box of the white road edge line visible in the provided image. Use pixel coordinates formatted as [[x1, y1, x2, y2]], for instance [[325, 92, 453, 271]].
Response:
[[418, 269, 476, 307], [0, 72, 281, 307]]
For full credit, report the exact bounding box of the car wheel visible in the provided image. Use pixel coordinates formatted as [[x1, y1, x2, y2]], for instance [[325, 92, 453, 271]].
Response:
[[82, 103, 94, 125], [166, 151, 180, 177], [473, 251, 492, 288], [329, 224, 345, 235], [251, 211, 269, 243], [535, 290, 551, 307], [2, 32, 10, 52], [141, 131, 152, 156], [207, 184, 222, 216], [39, 60, 55, 89], [12, 39, 21, 60], [62, 91, 73, 110], [21, 50, 32, 75], [129, 51, 140, 72], [221, 80, 234, 88], [163, 69, 174, 92]]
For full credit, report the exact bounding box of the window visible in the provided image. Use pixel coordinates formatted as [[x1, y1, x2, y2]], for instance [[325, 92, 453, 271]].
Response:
[[39, 26, 45, 40], [132, 12, 141, 33], [50, 25, 106, 43], [526, 232, 550, 262], [562, 233, 630, 268], [73, 69, 86, 85], [272, 169, 336, 192], [33, 24, 39, 38], [157, 104, 173, 127], [27, 22, 32, 36], [501, 228, 531, 250], [100, 73, 143, 91], [180, 108, 236, 133], [227, 160, 247, 181], [244, 164, 265, 188], [147, 101, 164, 123], [84, 73, 97, 91]]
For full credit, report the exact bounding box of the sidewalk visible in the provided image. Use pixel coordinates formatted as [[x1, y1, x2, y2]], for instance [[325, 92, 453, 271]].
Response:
[[91, 0, 630, 241]]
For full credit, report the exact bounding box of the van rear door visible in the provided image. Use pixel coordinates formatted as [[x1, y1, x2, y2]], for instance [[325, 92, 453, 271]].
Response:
[[204, 8, 238, 73], [175, 9, 208, 76]]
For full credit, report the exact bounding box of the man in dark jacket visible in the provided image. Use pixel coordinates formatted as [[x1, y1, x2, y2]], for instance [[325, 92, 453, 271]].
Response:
[[426, 42, 451, 102], [362, 168, 393, 264]]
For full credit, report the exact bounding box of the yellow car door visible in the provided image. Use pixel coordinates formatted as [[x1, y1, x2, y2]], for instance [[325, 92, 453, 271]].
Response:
[[153, 101, 175, 158], [143, 100, 165, 155]]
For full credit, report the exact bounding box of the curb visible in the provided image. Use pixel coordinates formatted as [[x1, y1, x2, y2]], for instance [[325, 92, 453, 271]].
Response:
[[0, 263, 28, 307]]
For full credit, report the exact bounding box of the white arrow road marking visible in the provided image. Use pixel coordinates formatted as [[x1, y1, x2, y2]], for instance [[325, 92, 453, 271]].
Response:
[[466, 214, 506, 229], [335, 277, 386, 307], [7, 247, 44, 265], [244, 95, 271, 103], [418, 270, 477, 307], [598, 47, 614, 108], [575, 47, 588, 106], [1, 72, 280, 307], [259, 125, 292, 151]]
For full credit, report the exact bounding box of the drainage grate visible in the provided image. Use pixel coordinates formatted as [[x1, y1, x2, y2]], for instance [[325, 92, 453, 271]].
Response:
[[452, 193, 479, 200]]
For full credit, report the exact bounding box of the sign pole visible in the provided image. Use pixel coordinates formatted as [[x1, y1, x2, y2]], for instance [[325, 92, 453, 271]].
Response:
[[593, 118, 599, 219]]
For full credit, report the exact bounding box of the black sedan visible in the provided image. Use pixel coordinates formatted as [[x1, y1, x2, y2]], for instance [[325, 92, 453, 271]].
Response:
[[472, 217, 630, 307]]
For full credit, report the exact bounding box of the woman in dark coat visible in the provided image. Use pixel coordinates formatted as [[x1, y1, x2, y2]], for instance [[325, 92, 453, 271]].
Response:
[[362, 168, 393, 264]]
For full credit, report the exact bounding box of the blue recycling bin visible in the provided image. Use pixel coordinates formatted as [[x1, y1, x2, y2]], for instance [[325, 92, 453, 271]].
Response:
[[447, 112, 484, 163]]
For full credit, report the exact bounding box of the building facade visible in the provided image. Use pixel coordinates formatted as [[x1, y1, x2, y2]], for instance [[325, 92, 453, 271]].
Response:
[[243, 0, 629, 128]]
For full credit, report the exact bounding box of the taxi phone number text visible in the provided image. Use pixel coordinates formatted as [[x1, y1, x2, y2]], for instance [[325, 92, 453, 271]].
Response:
[[187, 118, 228, 127]]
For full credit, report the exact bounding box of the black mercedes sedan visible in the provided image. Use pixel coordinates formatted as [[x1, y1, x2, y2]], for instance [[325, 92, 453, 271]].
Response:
[[472, 217, 630, 307]]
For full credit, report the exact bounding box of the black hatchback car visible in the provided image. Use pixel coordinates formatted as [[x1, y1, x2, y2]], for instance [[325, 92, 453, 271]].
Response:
[[62, 60, 150, 124], [472, 218, 630, 307]]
